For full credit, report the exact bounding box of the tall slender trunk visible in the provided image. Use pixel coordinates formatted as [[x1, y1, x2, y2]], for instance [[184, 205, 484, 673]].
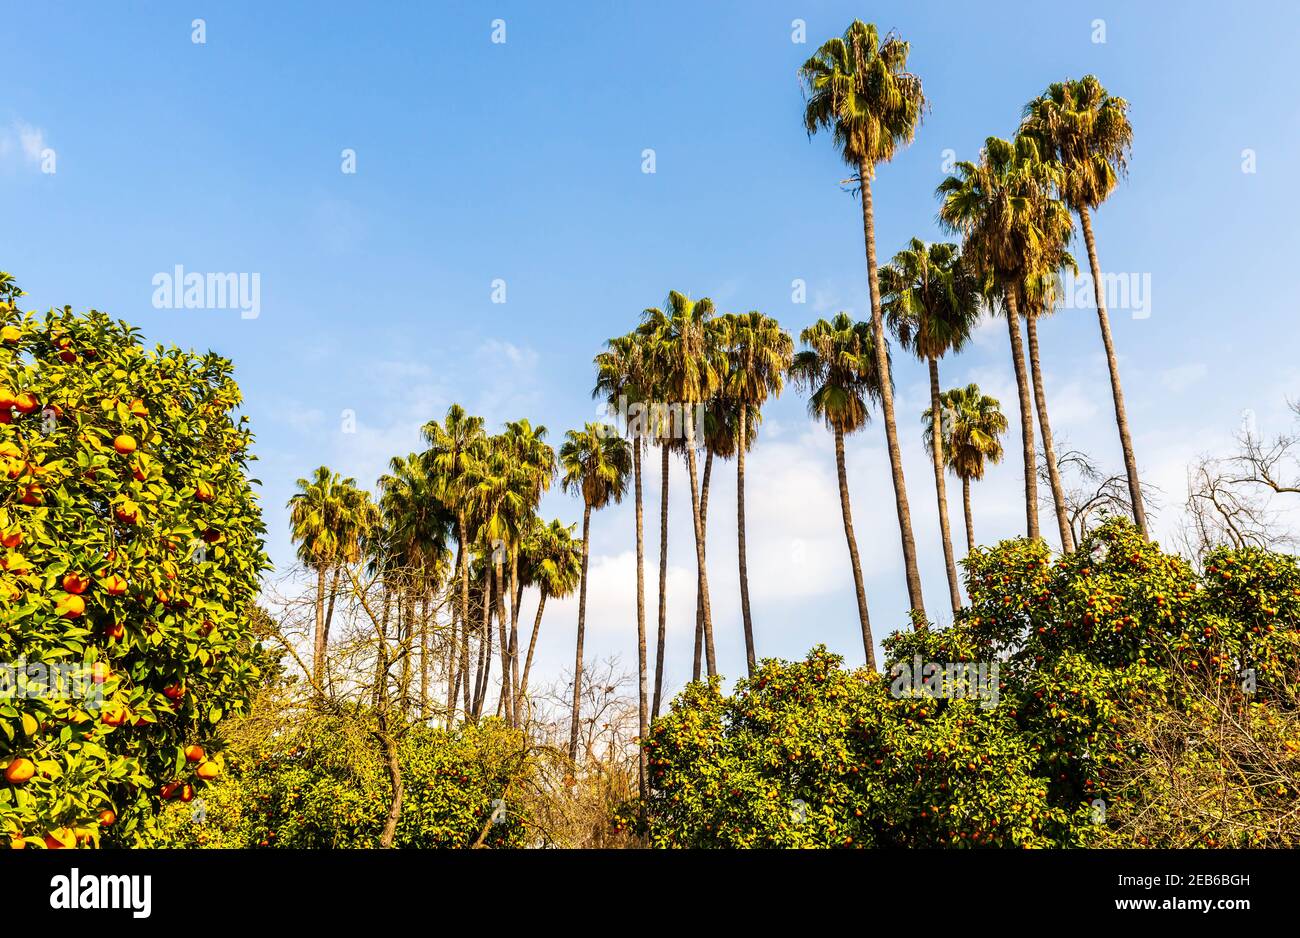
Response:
[[508, 550, 522, 728], [652, 444, 670, 718], [1003, 289, 1040, 540], [684, 415, 715, 678], [519, 592, 547, 705], [372, 591, 391, 710], [834, 427, 875, 670], [494, 560, 510, 720], [693, 448, 714, 680], [1025, 309, 1075, 553], [312, 566, 327, 693], [398, 594, 413, 717], [633, 439, 648, 805], [860, 165, 926, 618], [472, 564, 492, 719], [568, 503, 593, 763], [446, 542, 463, 725], [737, 403, 757, 675], [322, 566, 341, 664], [928, 358, 962, 614], [457, 515, 472, 719], [1080, 208, 1148, 538], [962, 476, 975, 555], [419, 591, 430, 719]]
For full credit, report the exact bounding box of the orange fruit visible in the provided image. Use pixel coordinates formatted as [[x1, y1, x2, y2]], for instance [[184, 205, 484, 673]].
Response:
[[59, 595, 86, 619], [196, 761, 220, 781], [112, 434, 137, 454], [0, 325, 20, 343], [4, 758, 35, 784], [184, 745, 205, 763], [102, 574, 128, 596], [62, 573, 89, 595]]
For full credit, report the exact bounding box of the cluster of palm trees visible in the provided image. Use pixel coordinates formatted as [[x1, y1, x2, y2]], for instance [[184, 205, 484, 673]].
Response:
[[288, 408, 583, 736], [284, 20, 1151, 785]]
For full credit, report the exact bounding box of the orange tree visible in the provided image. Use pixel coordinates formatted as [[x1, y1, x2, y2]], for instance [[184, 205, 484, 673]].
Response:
[[0, 298, 269, 847], [638, 520, 1300, 847]]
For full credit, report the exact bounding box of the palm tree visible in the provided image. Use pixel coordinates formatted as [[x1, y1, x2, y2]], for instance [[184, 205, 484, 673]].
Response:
[[559, 424, 632, 762], [1019, 76, 1147, 538], [718, 311, 793, 673], [1019, 248, 1078, 553], [593, 333, 651, 796], [377, 453, 451, 717], [937, 135, 1073, 542], [925, 384, 1008, 552], [287, 467, 374, 690], [423, 405, 487, 722], [516, 518, 582, 710], [801, 20, 928, 617], [790, 313, 889, 667], [637, 292, 722, 677], [881, 240, 981, 613]]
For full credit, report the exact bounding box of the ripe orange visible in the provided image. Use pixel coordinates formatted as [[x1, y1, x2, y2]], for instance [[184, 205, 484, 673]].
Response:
[[1, 531, 20, 548], [163, 683, 185, 701], [113, 505, 139, 524], [112, 434, 137, 454], [62, 572, 89, 595], [129, 398, 148, 416], [159, 782, 180, 800], [106, 622, 125, 641], [98, 809, 116, 827], [179, 784, 195, 803], [60, 595, 86, 619], [91, 662, 110, 684], [0, 388, 14, 408], [4, 758, 35, 784], [196, 761, 220, 781], [184, 745, 205, 763], [13, 393, 38, 415], [194, 481, 214, 503], [0, 325, 20, 343], [102, 574, 128, 596], [58, 349, 77, 364]]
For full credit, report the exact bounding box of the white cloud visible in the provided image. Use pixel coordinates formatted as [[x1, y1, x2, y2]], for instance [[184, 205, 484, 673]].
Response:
[[1159, 362, 1209, 394], [0, 120, 48, 169]]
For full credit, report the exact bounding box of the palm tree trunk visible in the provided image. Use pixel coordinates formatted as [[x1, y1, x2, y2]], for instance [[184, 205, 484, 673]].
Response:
[[652, 443, 670, 718], [737, 403, 757, 675], [1079, 207, 1148, 538], [419, 591, 430, 719], [519, 591, 547, 705], [859, 165, 926, 618], [633, 439, 648, 805], [508, 550, 522, 728], [373, 591, 391, 709], [457, 515, 472, 719], [1025, 309, 1075, 553], [494, 560, 510, 721], [568, 503, 593, 763], [962, 476, 975, 555], [1003, 290, 1040, 540], [322, 566, 341, 661], [472, 565, 492, 719], [684, 414, 715, 678], [928, 358, 962, 614], [834, 427, 875, 670], [399, 594, 413, 717], [693, 448, 715, 680], [312, 566, 327, 693], [446, 542, 463, 725]]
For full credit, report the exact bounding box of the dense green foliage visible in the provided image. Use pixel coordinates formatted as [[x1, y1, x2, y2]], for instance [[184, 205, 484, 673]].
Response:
[[0, 305, 270, 847], [639, 521, 1300, 847], [146, 715, 530, 849]]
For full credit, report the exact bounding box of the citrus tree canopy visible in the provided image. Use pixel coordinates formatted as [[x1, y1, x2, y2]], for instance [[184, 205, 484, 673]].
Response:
[[0, 304, 269, 848]]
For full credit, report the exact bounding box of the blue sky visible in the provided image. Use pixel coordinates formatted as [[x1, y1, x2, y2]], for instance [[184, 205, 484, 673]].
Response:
[[5, 1, 1299, 696]]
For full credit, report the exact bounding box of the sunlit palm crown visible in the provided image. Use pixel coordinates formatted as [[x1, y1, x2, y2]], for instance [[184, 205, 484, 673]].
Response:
[[636, 291, 722, 410], [519, 517, 583, 600], [880, 239, 982, 361], [924, 383, 1008, 481], [421, 403, 488, 514], [789, 312, 890, 435], [560, 423, 632, 510], [377, 452, 450, 582], [1018, 74, 1133, 212], [936, 135, 1074, 292], [799, 20, 926, 172], [288, 466, 376, 569]]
